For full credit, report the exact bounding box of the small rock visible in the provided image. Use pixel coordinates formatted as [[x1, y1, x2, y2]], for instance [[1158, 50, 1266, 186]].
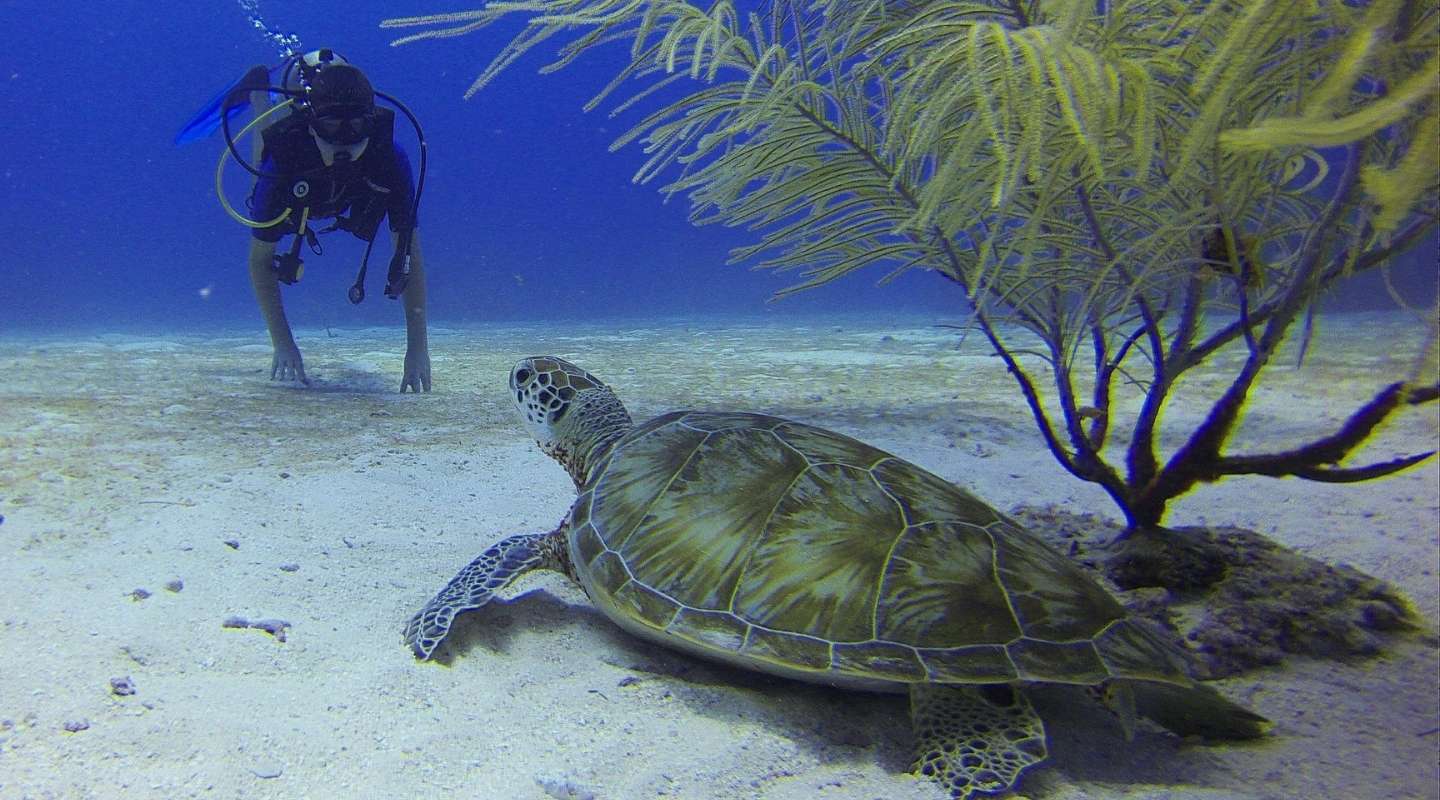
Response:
[[251, 761, 284, 779], [537, 777, 596, 800], [251, 618, 292, 641], [278, 472, 291, 479], [223, 539, 240, 550], [63, 720, 90, 733], [129, 588, 151, 601], [164, 579, 184, 593], [223, 616, 292, 642], [109, 676, 137, 696], [160, 404, 191, 416], [278, 563, 300, 573]]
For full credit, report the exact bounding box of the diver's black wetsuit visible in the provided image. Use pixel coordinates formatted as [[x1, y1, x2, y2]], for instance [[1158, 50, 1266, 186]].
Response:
[[248, 108, 416, 244]]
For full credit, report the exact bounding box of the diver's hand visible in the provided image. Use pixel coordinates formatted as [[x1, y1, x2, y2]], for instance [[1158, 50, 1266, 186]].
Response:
[[271, 344, 309, 385], [401, 347, 431, 393]]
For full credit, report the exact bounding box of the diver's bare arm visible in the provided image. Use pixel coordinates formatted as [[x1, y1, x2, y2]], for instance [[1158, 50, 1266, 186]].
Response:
[[398, 229, 431, 393], [248, 238, 307, 384]]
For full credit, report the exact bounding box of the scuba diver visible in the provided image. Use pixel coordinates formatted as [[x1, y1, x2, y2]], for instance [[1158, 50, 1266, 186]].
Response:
[[179, 48, 431, 392]]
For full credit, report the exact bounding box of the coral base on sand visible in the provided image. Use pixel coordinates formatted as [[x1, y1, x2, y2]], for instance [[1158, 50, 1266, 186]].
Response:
[[1013, 506, 1418, 678]]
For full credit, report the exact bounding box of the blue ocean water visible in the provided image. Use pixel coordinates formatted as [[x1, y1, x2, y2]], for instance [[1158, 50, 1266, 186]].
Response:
[[0, 0, 972, 335], [2, 1, 1432, 337]]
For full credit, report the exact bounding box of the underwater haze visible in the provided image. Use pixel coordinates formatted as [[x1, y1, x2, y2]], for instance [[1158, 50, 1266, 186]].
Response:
[[0, 0, 985, 334], [1, 3, 1437, 800], [2, 1, 1433, 335]]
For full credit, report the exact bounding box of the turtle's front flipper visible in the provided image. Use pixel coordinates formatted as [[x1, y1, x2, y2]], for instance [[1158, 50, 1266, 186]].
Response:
[[909, 683, 1048, 800], [404, 530, 565, 660]]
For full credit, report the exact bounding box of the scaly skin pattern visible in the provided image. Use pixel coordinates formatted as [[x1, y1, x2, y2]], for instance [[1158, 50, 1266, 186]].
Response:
[[403, 529, 569, 659]]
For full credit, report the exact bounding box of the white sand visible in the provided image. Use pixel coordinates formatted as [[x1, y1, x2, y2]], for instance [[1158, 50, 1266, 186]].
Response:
[[0, 312, 1435, 800]]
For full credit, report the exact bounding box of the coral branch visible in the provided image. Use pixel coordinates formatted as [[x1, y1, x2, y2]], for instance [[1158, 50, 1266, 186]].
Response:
[[1128, 148, 1366, 528], [1287, 453, 1435, 482], [1215, 381, 1440, 481]]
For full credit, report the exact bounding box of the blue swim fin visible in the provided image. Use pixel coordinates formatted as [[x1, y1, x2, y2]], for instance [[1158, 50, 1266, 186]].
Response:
[[174, 64, 278, 145]]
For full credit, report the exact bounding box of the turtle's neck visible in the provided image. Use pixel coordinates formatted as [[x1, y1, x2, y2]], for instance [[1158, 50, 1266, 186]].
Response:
[[559, 398, 633, 488]]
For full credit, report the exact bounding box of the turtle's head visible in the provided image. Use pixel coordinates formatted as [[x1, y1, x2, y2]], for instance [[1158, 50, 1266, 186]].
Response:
[[510, 357, 633, 488]]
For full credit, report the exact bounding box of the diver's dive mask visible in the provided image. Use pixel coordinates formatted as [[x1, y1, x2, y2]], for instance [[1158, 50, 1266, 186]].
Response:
[[310, 125, 371, 166], [312, 111, 371, 145]]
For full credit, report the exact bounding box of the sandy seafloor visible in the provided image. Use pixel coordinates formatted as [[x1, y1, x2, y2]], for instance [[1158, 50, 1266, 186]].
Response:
[[0, 309, 1436, 800]]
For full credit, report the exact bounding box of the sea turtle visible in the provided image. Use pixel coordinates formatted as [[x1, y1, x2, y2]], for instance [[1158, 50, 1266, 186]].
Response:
[[404, 356, 1267, 799]]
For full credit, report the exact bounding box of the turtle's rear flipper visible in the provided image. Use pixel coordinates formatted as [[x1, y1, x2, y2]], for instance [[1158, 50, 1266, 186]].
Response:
[[909, 683, 1048, 799], [1128, 680, 1271, 740], [403, 530, 564, 660]]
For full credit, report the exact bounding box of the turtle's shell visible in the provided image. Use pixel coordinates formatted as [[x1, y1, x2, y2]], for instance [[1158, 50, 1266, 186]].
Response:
[[567, 411, 1191, 690]]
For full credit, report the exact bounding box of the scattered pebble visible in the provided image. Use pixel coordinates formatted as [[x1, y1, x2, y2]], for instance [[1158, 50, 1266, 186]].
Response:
[[251, 761, 284, 779], [223, 539, 240, 550], [617, 676, 642, 688], [160, 404, 191, 416], [222, 616, 292, 642], [278, 472, 291, 479], [129, 588, 151, 602], [63, 720, 90, 733], [537, 777, 596, 800], [109, 676, 136, 696], [164, 579, 184, 593], [278, 563, 300, 573]]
